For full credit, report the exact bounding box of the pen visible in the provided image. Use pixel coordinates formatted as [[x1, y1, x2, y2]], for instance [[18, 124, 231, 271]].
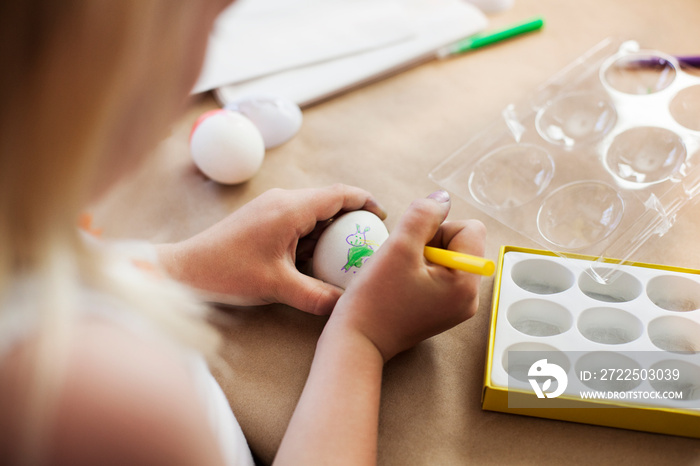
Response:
[[677, 56, 700, 68], [437, 16, 544, 58], [424, 246, 495, 276], [628, 55, 700, 69]]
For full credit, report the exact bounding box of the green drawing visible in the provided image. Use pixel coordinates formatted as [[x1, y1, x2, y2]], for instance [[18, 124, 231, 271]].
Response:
[[342, 224, 374, 273]]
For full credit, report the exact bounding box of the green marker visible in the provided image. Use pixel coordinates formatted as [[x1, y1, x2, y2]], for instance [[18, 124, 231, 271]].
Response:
[[438, 16, 544, 58]]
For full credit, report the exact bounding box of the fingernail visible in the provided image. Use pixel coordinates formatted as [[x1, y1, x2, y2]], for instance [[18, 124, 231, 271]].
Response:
[[366, 198, 388, 220], [427, 190, 450, 203]]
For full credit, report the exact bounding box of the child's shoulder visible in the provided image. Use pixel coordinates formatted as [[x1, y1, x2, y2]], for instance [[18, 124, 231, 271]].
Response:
[[0, 319, 224, 464]]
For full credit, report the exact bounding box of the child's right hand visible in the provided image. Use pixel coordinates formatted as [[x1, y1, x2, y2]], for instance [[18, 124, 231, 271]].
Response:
[[277, 192, 485, 462], [327, 190, 486, 362]]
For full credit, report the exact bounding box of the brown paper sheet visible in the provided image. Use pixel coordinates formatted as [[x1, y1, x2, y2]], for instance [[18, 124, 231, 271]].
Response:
[[92, 0, 700, 463]]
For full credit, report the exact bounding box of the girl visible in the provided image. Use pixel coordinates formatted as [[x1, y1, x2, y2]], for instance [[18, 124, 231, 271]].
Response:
[[0, 1, 486, 464]]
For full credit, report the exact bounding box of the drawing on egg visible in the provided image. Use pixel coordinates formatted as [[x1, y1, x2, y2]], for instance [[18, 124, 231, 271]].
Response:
[[342, 224, 379, 273]]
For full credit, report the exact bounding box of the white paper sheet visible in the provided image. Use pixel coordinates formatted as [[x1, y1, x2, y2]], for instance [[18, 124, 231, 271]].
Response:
[[194, 0, 417, 93], [195, 0, 488, 107]]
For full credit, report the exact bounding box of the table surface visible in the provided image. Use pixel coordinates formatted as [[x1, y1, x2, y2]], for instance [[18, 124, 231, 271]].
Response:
[[92, 0, 700, 464]]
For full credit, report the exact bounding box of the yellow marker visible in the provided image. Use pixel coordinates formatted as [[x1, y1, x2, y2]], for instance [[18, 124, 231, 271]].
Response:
[[424, 246, 495, 276]]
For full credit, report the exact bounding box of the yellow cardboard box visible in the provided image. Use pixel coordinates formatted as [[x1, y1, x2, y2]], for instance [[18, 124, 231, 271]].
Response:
[[482, 245, 700, 438]]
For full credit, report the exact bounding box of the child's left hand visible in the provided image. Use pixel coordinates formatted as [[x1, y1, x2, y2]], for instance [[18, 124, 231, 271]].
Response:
[[156, 184, 386, 315]]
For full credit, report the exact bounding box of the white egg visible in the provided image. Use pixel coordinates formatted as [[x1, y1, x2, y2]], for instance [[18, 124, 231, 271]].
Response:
[[225, 95, 302, 149], [312, 210, 389, 289], [190, 109, 265, 184]]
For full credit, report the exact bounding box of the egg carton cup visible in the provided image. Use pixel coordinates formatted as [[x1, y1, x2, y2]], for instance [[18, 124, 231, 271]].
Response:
[[431, 38, 700, 282]]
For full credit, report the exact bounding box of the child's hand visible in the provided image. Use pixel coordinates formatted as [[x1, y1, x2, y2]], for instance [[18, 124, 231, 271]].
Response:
[[327, 190, 486, 362], [157, 184, 386, 315]]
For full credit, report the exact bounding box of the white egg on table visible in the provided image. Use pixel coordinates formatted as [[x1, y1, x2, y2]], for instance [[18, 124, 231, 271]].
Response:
[[312, 210, 389, 289], [189, 109, 265, 184], [225, 95, 302, 149]]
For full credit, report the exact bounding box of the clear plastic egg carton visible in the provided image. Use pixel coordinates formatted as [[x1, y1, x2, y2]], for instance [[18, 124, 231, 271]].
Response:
[[489, 248, 700, 417], [431, 38, 700, 282]]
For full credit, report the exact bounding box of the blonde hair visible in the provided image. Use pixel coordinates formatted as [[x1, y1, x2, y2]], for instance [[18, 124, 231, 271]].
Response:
[[0, 1, 227, 462]]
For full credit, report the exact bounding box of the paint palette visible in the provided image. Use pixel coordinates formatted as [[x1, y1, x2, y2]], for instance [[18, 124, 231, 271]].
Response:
[[482, 246, 700, 438], [430, 38, 700, 281]]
